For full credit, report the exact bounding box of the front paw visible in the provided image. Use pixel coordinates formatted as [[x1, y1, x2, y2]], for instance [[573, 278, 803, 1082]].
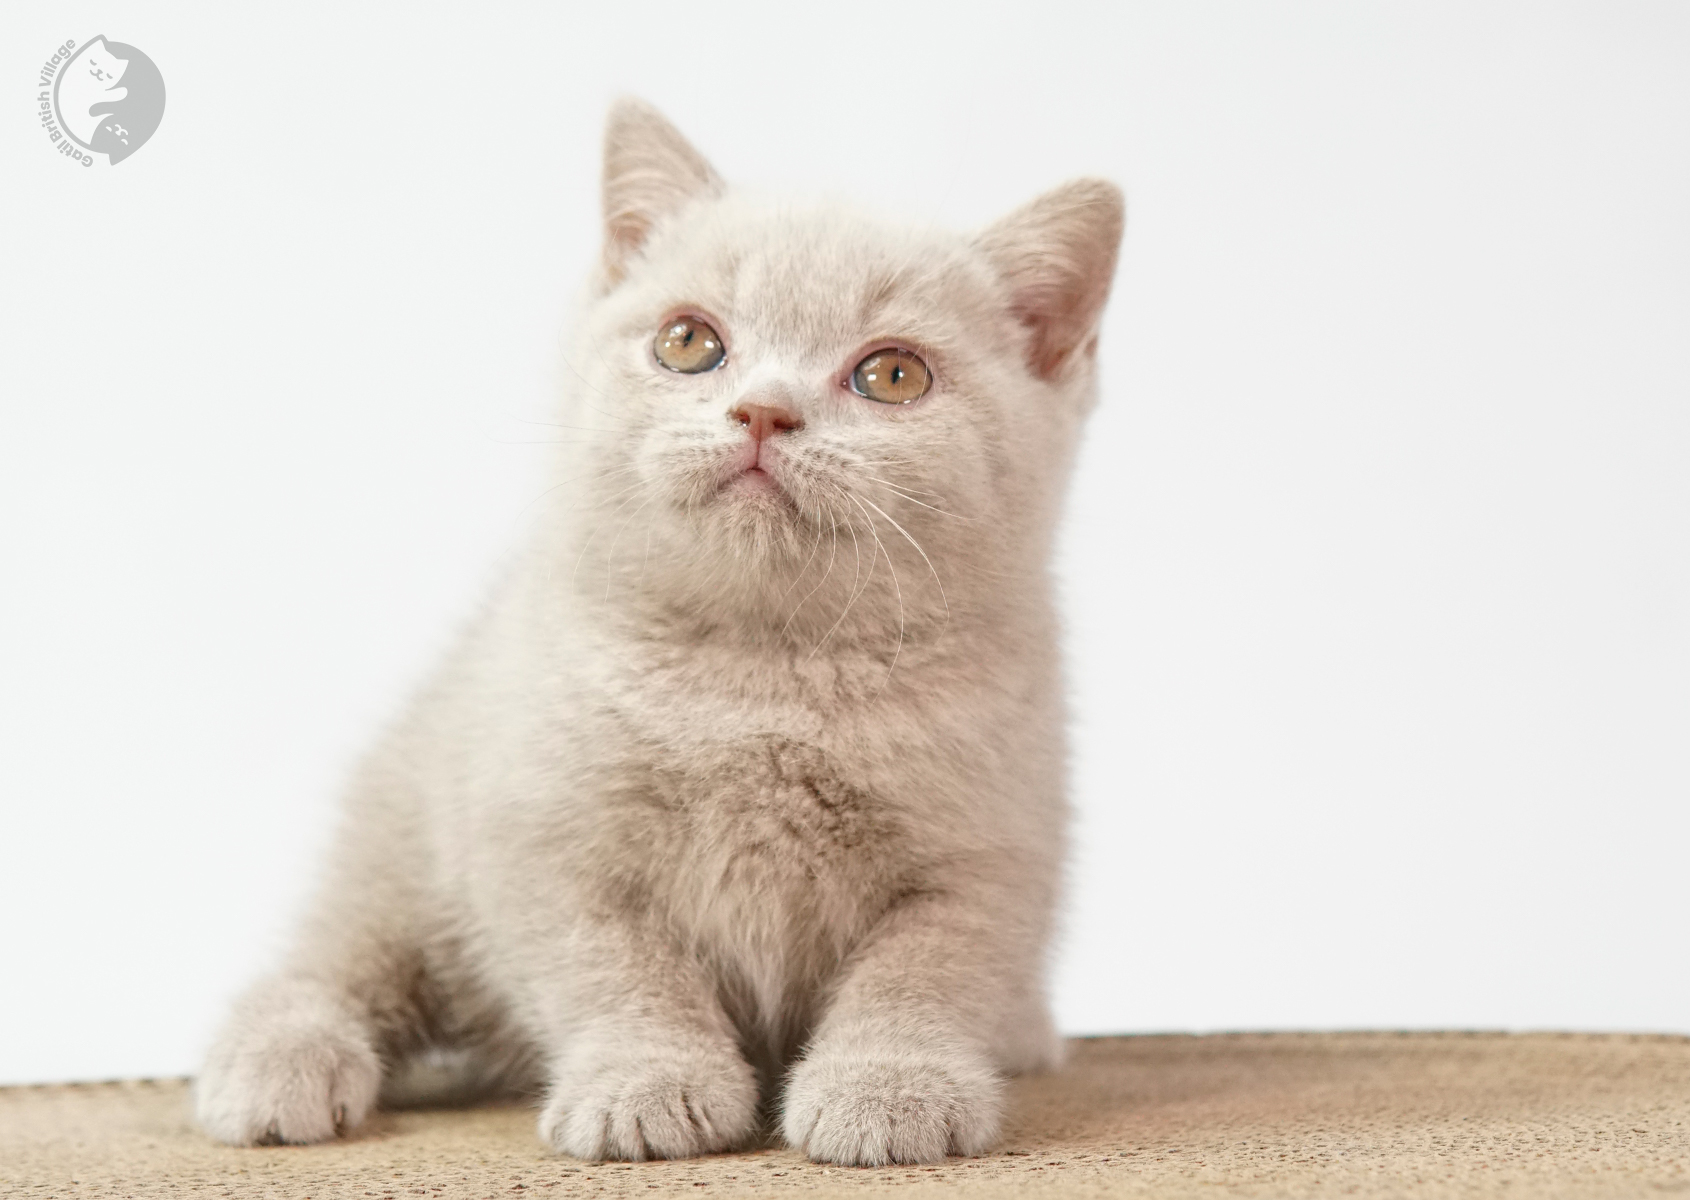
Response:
[[195, 978, 381, 1146], [539, 1043, 758, 1161], [781, 1041, 1002, 1166]]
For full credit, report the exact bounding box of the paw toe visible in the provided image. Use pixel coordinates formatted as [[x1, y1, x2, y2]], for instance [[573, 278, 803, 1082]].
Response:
[[783, 1048, 1001, 1166], [540, 1049, 758, 1161], [196, 982, 380, 1146]]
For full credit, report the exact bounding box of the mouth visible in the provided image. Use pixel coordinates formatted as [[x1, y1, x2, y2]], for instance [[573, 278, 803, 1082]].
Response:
[[724, 465, 786, 499]]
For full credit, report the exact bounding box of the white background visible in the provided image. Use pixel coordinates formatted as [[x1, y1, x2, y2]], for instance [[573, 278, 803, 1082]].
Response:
[[1, 3, 1685, 1086]]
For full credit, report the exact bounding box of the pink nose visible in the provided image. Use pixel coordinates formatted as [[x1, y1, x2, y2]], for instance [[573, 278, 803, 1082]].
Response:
[[731, 403, 803, 443]]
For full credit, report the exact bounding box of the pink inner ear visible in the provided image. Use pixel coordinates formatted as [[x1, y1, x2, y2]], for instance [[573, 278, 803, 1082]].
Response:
[[1014, 267, 1114, 380], [980, 179, 1124, 380], [599, 100, 721, 285]]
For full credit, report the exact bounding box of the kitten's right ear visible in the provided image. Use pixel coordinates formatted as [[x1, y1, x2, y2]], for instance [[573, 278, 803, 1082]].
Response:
[[601, 98, 722, 286]]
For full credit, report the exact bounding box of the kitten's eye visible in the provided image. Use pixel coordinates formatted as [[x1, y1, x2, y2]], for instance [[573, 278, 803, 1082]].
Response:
[[850, 349, 931, 405], [653, 317, 726, 374]]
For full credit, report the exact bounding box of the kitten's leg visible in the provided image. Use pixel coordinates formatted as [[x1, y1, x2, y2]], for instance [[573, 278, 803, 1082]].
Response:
[[515, 915, 760, 1161], [196, 782, 429, 1145], [988, 977, 1067, 1076], [781, 884, 1048, 1166], [195, 972, 385, 1145]]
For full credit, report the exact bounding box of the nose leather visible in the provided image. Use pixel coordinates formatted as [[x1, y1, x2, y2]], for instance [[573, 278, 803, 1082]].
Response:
[[731, 403, 803, 442]]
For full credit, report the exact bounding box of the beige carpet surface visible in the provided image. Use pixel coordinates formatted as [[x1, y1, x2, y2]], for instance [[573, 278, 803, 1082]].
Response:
[[4, 1033, 1688, 1199]]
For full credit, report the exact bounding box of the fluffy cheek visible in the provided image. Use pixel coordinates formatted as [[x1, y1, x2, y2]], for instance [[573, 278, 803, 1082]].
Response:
[[860, 415, 994, 530], [629, 421, 735, 514]]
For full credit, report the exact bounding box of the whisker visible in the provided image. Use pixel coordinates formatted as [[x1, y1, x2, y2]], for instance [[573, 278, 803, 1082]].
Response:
[[516, 461, 642, 522], [489, 438, 614, 447], [508, 417, 622, 435], [776, 504, 832, 608], [855, 493, 951, 635], [849, 493, 905, 693], [808, 499, 875, 662], [854, 473, 945, 498], [603, 492, 658, 601], [557, 352, 625, 419], [569, 476, 653, 589], [859, 477, 973, 522], [781, 506, 843, 640]]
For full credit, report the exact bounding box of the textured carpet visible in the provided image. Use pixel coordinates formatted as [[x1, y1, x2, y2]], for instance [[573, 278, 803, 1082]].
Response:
[[4, 1033, 1688, 1198]]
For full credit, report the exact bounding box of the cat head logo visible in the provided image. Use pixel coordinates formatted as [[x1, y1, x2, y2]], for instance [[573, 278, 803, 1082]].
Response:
[[44, 36, 166, 165]]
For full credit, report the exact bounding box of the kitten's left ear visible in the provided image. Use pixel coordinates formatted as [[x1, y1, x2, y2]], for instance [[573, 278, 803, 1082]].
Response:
[[601, 98, 722, 286], [976, 179, 1124, 379]]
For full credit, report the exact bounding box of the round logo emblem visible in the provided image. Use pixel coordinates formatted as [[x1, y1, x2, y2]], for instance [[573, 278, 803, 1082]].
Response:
[[37, 35, 166, 166]]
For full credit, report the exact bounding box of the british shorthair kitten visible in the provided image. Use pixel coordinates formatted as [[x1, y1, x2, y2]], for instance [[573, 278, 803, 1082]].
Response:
[[196, 99, 1123, 1167]]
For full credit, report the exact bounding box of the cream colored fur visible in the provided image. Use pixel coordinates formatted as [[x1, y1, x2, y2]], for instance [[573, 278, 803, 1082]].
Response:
[[195, 99, 1123, 1167]]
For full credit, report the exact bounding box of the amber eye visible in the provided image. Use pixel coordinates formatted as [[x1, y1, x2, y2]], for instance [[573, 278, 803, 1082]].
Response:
[[653, 316, 726, 373], [850, 349, 931, 404]]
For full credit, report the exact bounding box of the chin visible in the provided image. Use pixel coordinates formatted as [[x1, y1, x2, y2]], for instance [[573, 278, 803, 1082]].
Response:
[[703, 477, 815, 558]]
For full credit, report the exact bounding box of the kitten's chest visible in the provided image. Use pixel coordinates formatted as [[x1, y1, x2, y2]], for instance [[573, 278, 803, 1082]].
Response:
[[608, 720, 910, 949], [624, 728, 907, 1057], [650, 731, 900, 884], [578, 643, 943, 956]]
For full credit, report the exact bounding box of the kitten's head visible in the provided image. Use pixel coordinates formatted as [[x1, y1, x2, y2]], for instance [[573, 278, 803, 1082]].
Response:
[[72, 38, 130, 90], [556, 100, 1122, 645]]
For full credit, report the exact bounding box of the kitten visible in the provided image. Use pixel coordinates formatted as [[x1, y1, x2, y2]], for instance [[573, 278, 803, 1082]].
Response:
[[195, 99, 1122, 1167], [56, 38, 129, 146]]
